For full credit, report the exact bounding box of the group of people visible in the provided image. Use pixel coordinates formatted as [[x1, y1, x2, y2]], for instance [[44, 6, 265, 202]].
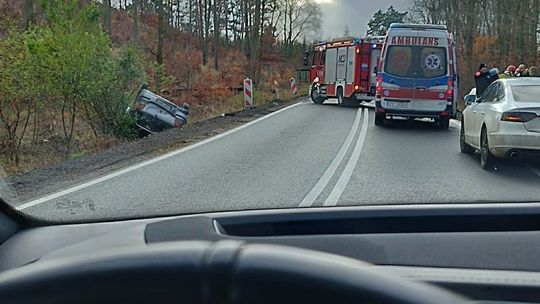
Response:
[[501, 64, 539, 78], [474, 63, 539, 97]]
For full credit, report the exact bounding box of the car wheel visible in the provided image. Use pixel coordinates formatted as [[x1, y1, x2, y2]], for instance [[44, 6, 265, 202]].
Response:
[[310, 86, 325, 104], [439, 117, 449, 130], [460, 122, 475, 154], [480, 126, 495, 170], [375, 113, 385, 126]]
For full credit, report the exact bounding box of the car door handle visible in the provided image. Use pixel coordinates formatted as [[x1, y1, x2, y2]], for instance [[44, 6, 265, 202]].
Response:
[[480, 112, 485, 115], [473, 111, 477, 114]]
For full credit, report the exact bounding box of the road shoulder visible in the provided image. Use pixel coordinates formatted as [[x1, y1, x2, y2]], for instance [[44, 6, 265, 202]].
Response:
[[6, 98, 305, 202]]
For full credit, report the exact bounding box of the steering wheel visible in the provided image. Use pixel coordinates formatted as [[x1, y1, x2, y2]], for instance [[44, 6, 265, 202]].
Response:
[[0, 241, 467, 304]]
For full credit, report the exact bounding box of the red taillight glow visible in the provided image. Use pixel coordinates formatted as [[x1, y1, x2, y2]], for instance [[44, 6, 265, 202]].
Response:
[[440, 111, 449, 117], [447, 79, 453, 99], [376, 75, 383, 97], [501, 112, 537, 122], [174, 118, 183, 128]]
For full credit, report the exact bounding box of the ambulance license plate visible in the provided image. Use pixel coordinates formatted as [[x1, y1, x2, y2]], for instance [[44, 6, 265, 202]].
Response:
[[387, 101, 409, 109]]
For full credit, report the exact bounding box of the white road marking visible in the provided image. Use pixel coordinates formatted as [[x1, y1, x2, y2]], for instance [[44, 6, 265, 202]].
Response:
[[324, 108, 369, 206], [16, 102, 304, 211], [299, 108, 363, 207]]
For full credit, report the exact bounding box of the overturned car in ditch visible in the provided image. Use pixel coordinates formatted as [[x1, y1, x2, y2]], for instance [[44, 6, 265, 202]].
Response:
[[127, 84, 190, 136]]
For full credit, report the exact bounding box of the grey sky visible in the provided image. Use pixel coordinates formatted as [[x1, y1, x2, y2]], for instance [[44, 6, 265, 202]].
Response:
[[314, 0, 412, 40]]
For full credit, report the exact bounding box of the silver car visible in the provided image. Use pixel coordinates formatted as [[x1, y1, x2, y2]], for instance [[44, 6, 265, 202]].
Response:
[[128, 84, 189, 136], [460, 78, 540, 169]]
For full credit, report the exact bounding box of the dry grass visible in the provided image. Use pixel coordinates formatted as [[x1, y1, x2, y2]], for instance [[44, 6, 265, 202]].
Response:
[[188, 82, 308, 124], [1, 85, 308, 177], [0, 113, 123, 176]]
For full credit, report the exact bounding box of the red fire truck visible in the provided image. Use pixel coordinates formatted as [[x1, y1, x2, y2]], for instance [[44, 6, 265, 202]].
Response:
[[308, 36, 385, 105]]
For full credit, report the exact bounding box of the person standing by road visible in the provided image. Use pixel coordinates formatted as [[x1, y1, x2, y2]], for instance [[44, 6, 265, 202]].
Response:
[[501, 65, 516, 78], [515, 64, 527, 77], [475, 63, 499, 97], [528, 66, 539, 77]]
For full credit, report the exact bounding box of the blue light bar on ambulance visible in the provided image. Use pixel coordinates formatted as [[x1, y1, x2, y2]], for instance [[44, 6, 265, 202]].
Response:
[[389, 23, 447, 30], [364, 36, 385, 45]]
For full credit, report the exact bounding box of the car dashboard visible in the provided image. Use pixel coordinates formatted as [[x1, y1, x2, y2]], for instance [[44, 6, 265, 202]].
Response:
[[2, 202, 540, 303]]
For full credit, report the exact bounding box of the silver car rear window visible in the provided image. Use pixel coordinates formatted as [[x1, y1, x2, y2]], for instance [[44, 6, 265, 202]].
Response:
[[511, 85, 540, 102]]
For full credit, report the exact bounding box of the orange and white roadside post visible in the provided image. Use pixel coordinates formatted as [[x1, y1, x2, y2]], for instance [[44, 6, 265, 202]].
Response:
[[244, 78, 253, 108], [290, 77, 297, 96]]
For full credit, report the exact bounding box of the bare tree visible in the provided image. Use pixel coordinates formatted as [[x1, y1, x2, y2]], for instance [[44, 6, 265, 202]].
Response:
[[250, 0, 262, 77], [278, 0, 321, 52], [133, 0, 140, 42], [157, 0, 164, 90], [212, 0, 221, 69], [25, 0, 34, 29], [104, 0, 113, 36]]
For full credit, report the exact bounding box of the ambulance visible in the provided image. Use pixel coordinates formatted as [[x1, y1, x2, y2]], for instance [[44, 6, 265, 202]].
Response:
[[375, 24, 458, 129]]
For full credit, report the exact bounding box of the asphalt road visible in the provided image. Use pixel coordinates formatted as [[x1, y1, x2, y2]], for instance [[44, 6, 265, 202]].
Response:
[[11, 98, 540, 221]]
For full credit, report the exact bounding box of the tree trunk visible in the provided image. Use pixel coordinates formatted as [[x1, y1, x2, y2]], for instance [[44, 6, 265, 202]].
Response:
[[188, 0, 193, 35], [197, 0, 207, 65], [528, 0, 539, 63], [203, 0, 210, 66], [157, 0, 164, 90], [213, 0, 220, 70], [133, 0, 140, 42], [463, 0, 477, 61], [250, 0, 261, 78], [242, 0, 249, 56], [25, 0, 34, 29], [104, 0, 112, 36], [287, 5, 293, 55], [224, 0, 229, 43]]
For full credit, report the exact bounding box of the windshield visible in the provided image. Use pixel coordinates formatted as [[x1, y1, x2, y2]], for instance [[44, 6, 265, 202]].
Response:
[[511, 86, 540, 102], [2, 0, 540, 223], [384, 45, 447, 78]]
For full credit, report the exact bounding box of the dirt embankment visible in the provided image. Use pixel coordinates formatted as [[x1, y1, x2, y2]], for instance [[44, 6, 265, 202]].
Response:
[[7, 98, 303, 202]]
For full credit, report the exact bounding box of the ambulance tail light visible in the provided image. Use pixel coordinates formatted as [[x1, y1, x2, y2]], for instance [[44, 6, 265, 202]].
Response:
[[376, 75, 383, 98], [447, 79, 454, 100]]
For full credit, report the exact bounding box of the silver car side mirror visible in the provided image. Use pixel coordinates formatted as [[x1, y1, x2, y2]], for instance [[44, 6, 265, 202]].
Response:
[[464, 95, 477, 107]]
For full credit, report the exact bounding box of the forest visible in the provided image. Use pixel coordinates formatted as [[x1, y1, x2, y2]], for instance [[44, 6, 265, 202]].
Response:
[[2, 0, 540, 176], [0, 0, 319, 174], [409, 0, 540, 95]]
